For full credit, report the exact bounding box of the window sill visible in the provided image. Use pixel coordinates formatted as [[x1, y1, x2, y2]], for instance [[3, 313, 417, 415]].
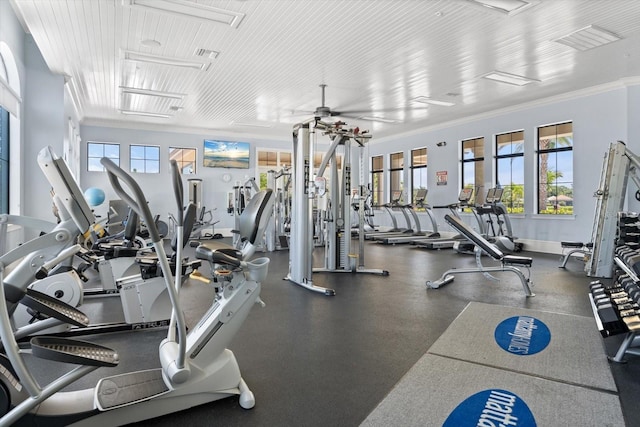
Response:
[[531, 214, 576, 220]]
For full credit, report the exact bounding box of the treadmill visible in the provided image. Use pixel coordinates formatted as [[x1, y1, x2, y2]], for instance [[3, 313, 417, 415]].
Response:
[[377, 189, 440, 244], [412, 187, 475, 250], [364, 191, 414, 240]]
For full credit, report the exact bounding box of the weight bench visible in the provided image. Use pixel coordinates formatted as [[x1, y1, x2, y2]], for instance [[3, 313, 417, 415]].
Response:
[[559, 241, 593, 268], [426, 214, 535, 297]]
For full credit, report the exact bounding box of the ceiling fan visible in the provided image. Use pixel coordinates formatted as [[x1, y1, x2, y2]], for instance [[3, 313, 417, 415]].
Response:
[[293, 84, 415, 123]]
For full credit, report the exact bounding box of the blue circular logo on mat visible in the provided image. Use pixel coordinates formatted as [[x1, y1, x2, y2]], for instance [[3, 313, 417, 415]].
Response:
[[494, 316, 551, 356], [443, 388, 536, 427]]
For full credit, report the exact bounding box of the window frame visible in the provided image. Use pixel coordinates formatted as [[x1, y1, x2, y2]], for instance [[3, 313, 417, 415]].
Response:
[[389, 151, 404, 204], [536, 121, 574, 215], [410, 147, 427, 210], [129, 144, 160, 174], [169, 146, 197, 175], [87, 142, 120, 172], [495, 130, 525, 214], [370, 155, 384, 207], [256, 149, 293, 189], [0, 107, 8, 214], [461, 137, 485, 203]]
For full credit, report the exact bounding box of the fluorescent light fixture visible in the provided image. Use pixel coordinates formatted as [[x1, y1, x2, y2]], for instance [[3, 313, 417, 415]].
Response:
[[120, 110, 172, 118], [481, 70, 540, 86], [231, 121, 273, 128], [120, 86, 186, 100], [466, 0, 538, 15], [553, 25, 622, 51], [123, 50, 208, 70], [412, 96, 455, 107], [358, 116, 400, 123], [127, 0, 245, 28]]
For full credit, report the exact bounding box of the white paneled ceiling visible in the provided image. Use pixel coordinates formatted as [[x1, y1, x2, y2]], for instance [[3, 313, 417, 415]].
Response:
[[10, 0, 640, 140]]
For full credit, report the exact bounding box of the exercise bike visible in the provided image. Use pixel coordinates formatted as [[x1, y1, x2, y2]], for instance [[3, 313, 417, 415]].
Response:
[[0, 157, 274, 426]]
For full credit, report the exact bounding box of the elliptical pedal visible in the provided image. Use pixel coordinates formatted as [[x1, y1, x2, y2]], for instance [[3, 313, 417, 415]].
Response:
[[95, 369, 169, 410], [30, 336, 119, 367], [20, 288, 89, 327]]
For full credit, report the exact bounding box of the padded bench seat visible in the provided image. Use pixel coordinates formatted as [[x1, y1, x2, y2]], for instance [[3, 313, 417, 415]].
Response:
[[503, 255, 533, 267], [561, 241, 585, 248], [195, 242, 242, 266]]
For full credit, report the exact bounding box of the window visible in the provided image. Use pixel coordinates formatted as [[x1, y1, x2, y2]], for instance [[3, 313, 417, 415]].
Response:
[[0, 107, 8, 214], [495, 131, 524, 213], [389, 152, 404, 204], [257, 149, 292, 189], [169, 147, 196, 175], [537, 122, 573, 215], [370, 155, 384, 207], [87, 142, 120, 172], [130, 145, 160, 173], [410, 148, 427, 209], [461, 137, 484, 200]]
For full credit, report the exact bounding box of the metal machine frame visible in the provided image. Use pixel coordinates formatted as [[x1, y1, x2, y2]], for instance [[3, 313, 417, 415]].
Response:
[[287, 119, 388, 296]]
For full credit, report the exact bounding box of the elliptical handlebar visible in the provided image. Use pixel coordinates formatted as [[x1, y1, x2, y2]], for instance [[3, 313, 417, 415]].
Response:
[[100, 158, 161, 244], [100, 157, 188, 373], [170, 160, 184, 227]]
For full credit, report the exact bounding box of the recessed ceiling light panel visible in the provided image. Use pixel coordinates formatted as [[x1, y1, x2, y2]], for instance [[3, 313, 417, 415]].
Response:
[[358, 116, 400, 124], [481, 70, 540, 86], [120, 86, 186, 99], [553, 25, 622, 51], [120, 109, 172, 118], [127, 0, 245, 28], [466, 0, 538, 15], [412, 96, 455, 106], [231, 121, 273, 128], [123, 50, 208, 70]]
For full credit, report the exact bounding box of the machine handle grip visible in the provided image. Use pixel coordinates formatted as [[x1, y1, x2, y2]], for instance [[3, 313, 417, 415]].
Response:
[[170, 160, 184, 226], [100, 158, 161, 243]]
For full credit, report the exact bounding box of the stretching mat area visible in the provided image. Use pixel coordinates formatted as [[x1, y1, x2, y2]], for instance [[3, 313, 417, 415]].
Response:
[[360, 354, 624, 427], [361, 302, 623, 426], [428, 301, 617, 391]]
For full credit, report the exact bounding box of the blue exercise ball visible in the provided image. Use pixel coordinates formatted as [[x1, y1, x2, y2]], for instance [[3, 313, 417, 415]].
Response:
[[84, 187, 105, 207]]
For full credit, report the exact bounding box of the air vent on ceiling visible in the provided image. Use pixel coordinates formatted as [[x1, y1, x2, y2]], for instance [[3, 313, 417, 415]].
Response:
[[553, 25, 622, 51], [194, 48, 220, 59]]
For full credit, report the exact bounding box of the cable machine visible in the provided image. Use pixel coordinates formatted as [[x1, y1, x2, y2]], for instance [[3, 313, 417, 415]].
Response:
[[287, 118, 389, 296], [587, 141, 640, 277]]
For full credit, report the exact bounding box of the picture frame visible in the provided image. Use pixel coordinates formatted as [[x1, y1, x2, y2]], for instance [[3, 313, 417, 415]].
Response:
[[203, 140, 250, 169]]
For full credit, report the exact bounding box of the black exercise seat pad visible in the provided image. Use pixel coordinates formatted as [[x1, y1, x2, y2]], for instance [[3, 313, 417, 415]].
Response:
[[503, 255, 533, 267], [195, 243, 242, 266], [561, 241, 585, 248]]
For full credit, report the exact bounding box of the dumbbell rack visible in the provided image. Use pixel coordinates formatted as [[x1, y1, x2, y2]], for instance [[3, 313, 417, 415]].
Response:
[[589, 212, 640, 362]]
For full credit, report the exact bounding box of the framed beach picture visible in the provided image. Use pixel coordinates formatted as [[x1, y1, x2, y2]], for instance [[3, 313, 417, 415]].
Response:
[[203, 140, 250, 169]]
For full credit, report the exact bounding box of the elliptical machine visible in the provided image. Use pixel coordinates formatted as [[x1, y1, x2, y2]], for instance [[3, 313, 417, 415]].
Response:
[[0, 157, 273, 426]]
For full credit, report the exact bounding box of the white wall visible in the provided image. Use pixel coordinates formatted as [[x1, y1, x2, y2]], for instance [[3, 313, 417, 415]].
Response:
[[368, 83, 640, 248], [80, 125, 289, 231], [22, 36, 65, 222]]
